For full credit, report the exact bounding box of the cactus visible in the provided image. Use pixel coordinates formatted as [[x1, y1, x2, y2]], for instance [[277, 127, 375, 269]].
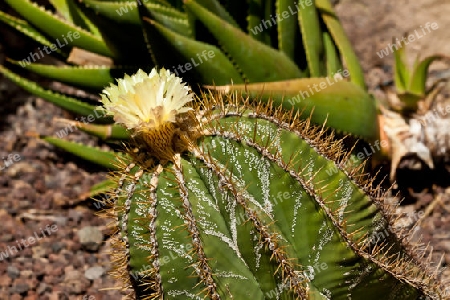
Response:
[[100, 68, 445, 299]]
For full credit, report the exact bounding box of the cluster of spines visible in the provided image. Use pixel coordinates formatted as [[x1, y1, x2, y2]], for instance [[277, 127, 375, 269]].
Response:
[[100, 161, 136, 298]]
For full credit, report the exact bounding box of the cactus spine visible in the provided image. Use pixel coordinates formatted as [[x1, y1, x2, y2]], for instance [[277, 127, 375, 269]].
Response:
[[100, 69, 444, 299]]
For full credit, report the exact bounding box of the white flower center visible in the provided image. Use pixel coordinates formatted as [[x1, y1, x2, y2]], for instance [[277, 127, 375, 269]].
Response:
[[100, 68, 194, 131]]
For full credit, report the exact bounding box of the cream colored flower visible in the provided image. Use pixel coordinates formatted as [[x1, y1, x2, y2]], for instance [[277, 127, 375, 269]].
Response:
[[100, 68, 193, 131]]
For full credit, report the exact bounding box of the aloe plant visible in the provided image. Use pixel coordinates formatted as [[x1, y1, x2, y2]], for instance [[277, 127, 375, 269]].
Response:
[[375, 39, 450, 179], [98, 68, 445, 299], [0, 0, 377, 143], [390, 39, 446, 113]]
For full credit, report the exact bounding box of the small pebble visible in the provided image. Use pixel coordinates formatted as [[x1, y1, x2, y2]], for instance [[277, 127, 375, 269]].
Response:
[[78, 226, 103, 251], [7, 265, 20, 279], [62, 270, 90, 294], [84, 266, 105, 280], [10, 279, 29, 294]]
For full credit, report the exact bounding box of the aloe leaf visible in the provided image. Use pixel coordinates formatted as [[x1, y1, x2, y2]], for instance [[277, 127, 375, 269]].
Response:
[[49, 0, 72, 18], [298, 0, 324, 77], [316, 0, 366, 90], [207, 78, 379, 141], [76, 0, 150, 64], [153, 0, 174, 7], [408, 55, 443, 96], [41, 136, 123, 170], [145, 5, 191, 37], [81, 0, 190, 36], [138, 3, 179, 68], [276, 0, 298, 60], [147, 19, 243, 85], [194, 0, 239, 27], [48, 0, 101, 36], [7, 60, 121, 90], [104, 0, 173, 6], [0, 65, 105, 117], [91, 179, 117, 197], [55, 118, 131, 140], [393, 39, 409, 94], [4, 0, 114, 58], [323, 31, 342, 76], [185, 0, 303, 82], [0, 11, 66, 57], [247, 0, 271, 45], [221, 0, 248, 30], [265, 0, 278, 46], [82, 178, 118, 202]]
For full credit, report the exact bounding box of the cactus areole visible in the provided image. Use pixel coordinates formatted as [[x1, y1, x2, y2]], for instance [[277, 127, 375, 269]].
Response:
[[101, 69, 443, 299]]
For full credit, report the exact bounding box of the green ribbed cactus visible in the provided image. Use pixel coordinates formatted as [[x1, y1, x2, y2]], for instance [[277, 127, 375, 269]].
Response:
[[99, 69, 444, 299]]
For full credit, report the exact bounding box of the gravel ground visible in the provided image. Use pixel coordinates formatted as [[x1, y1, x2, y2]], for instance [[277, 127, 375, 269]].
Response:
[[0, 19, 124, 297], [0, 69, 124, 299], [1, 1, 450, 299]]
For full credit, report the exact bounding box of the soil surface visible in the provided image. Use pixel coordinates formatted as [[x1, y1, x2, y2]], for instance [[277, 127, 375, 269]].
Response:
[[1, 1, 450, 299]]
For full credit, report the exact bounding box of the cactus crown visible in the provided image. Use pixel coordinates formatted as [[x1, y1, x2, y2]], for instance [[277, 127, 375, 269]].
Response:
[[100, 69, 445, 299], [100, 68, 198, 162]]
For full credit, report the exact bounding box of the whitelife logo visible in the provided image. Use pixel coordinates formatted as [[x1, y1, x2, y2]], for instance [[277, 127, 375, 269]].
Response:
[[0, 224, 58, 261], [169, 50, 216, 77], [115, 0, 148, 16], [0, 153, 21, 171], [376, 22, 439, 58], [19, 31, 81, 67], [55, 110, 108, 139], [286, 69, 350, 106], [249, 0, 313, 35]]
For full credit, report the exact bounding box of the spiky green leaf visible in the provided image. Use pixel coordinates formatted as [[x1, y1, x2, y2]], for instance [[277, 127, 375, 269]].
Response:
[[147, 19, 243, 85], [4, 0, 114, 57], [316, 0, 366, 89], [0, 65, 103, 117], [185, 0, 303, 82], [208, 78, 378, 141], [8, 61, 121, 90], [42, 136, 124, 170]]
